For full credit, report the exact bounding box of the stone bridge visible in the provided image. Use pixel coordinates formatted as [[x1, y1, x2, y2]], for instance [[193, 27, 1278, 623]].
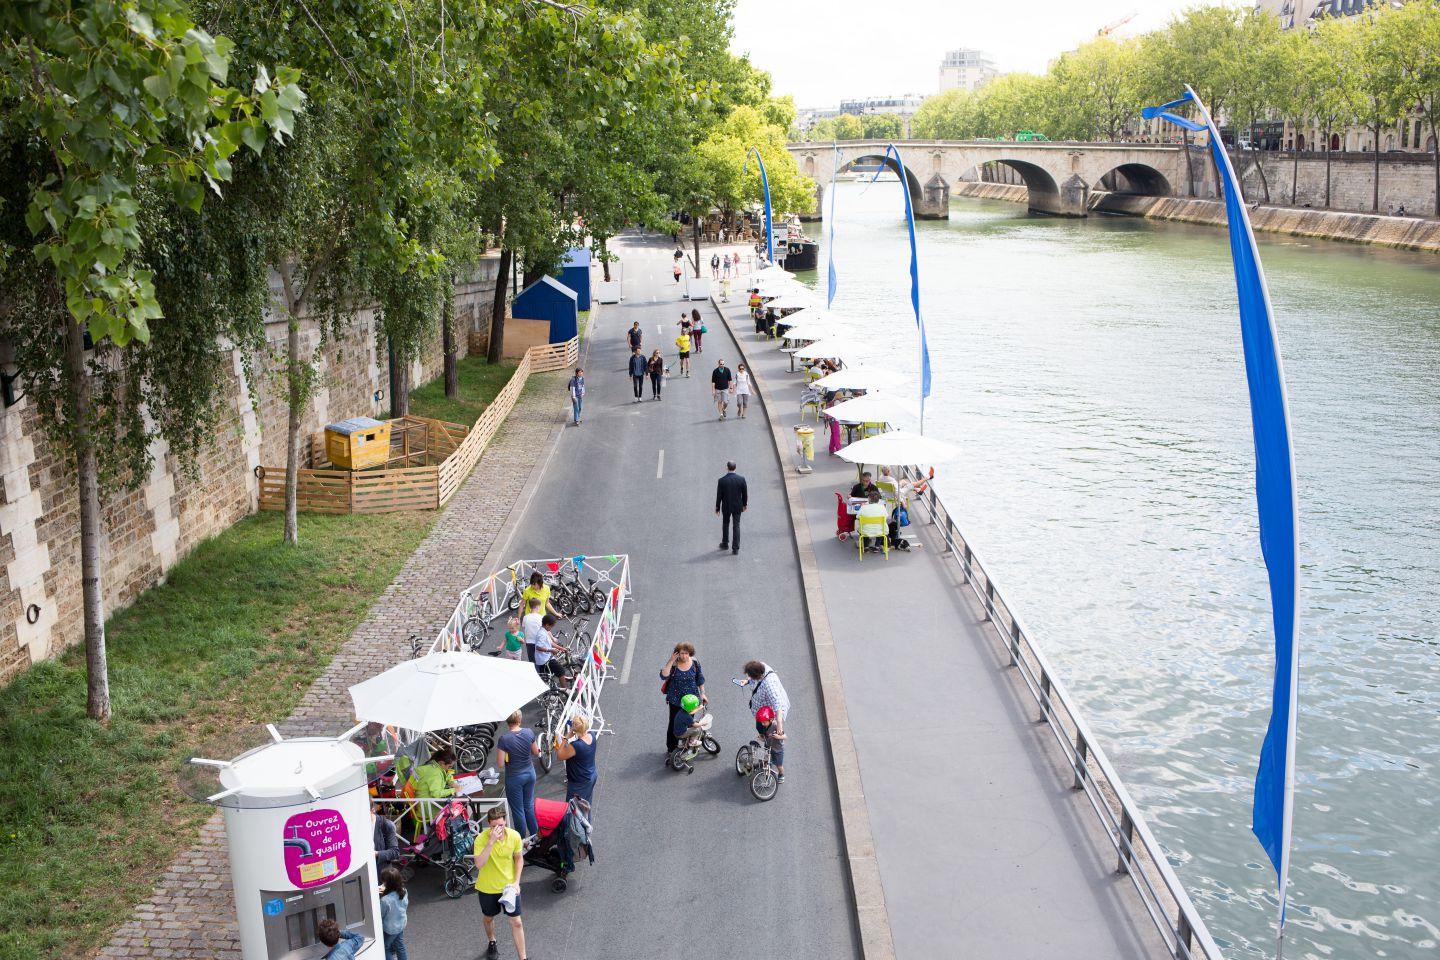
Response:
[[788, 140, 1211, 219]]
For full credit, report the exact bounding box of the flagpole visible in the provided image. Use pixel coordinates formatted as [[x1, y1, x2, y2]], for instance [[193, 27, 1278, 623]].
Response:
[[1145, 88, 1300, 960], [744, 147, 773, 266], [827, 145, 839, 309]]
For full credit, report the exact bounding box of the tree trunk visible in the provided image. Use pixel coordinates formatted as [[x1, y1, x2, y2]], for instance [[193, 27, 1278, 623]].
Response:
[[284, 314, 302, 546], [65, 317, 110, 724], [487, 246, 512, 365], [1432, 121, 1439, 217], [1291, 129, 1299, 207], [1183, 128, 1195, 197], [691, 218, 701, 278], [390, 357, 410, 417], [1324, 126, 1333, 208], [442, 278, 458, 399], [1372, 124, 1381, 212], [598, 238, 612, 282], [1254, 146, 1270, 204]]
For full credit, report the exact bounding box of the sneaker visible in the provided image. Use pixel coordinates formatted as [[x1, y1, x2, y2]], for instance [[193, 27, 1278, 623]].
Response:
[[487, 941, 500, 960], [777, 774, 786, 784], [719, 542, 729, 550]]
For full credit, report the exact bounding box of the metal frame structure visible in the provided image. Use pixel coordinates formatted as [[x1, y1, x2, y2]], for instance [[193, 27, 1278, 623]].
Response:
[[902, 468, 1225, 960]]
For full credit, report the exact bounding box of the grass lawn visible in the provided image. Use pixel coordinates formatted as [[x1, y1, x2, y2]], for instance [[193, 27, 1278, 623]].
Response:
[[408, 355, 517, 426], [0, 511, 432, 960]]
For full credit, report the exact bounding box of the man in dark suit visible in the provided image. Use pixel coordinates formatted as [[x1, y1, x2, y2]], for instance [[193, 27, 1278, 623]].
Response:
[[715, 460, 748, 555]]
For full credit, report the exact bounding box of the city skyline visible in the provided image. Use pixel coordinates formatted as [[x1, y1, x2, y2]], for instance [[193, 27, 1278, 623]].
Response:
[[731, 0, 1227, 106]]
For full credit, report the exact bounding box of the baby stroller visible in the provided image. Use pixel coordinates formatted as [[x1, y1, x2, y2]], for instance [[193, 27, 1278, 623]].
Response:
[[403, 798, 479, 899], [525, 796, 594, 893], [834, 492, 856, 541], [666, 709, 720, 774]]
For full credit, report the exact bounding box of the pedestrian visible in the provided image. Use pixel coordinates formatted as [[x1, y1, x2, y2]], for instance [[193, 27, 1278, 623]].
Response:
[[672, 258, 682, 284], [690, 308, 704, 353], [677, 311, 693, 340], [473, 805, 527, 960], [497, 710, 539, 840], [566, 367, 585, 425], [722, 252, 732, 277], [373, 800, 401, 871], [660, 642, 707, 754], [520, 570, 561, 622], [500, 615, 525, 661], [628, 346, 648, 402], [379, 867, 409, 960], [647, 349, 665, 400], [715, 459, 747, 554], [316, 919, 363, 960], [627, 321, 644, 351], [555, 712, 598, 815], [674, 330, 691, 378], [734, 363, 751, 418], [710, 252, 720, 278], [742, 659, 791, 783], [711, 359, 733, 420]]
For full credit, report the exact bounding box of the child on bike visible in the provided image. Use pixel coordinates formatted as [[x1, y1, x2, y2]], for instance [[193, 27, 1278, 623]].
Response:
[[753, 705, 786, 783]]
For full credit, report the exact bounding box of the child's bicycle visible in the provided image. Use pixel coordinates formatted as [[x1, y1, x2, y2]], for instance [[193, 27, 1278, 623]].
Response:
[[735, 733, 782, 801]]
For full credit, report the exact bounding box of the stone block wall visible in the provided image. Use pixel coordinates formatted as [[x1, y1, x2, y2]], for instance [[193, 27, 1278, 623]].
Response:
[[1237, 153, 1438, 215], [0, 255, 507, 684]]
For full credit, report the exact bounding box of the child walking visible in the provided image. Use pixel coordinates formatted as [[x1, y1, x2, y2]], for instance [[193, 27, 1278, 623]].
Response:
[[380, 867, 409, 960]]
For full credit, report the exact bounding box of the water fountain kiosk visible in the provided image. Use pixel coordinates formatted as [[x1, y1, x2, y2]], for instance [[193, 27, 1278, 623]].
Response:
[[189, 724, 387, 960]]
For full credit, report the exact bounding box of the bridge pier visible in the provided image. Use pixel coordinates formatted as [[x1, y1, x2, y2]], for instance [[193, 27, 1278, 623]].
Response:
[[915, 174, 950, 219], [1026, 174, 1089, 218]]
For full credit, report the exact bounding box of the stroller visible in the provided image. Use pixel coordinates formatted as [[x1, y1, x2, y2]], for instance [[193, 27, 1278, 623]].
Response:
[[399, 798, 480, 899], [666, 709, 720, 774], [525, 796, 594, 893], [834, 492, 856, 541]]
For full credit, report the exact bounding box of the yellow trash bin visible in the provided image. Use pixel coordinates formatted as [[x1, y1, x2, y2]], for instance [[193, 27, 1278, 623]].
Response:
[[794, 425, 815, 462]]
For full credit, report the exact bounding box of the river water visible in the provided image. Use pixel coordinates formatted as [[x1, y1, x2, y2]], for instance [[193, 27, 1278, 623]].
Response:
[[795, 183, 1440, 959]]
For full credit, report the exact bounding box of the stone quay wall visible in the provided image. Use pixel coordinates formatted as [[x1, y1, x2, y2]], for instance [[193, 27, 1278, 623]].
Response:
[[1234, 152, 1437, 217], [0, 256, 506, 685], [951, 180, 1440, 253]]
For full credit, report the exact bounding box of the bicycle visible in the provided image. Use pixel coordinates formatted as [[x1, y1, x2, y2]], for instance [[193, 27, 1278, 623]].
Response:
[[550, 619, 593, 659], [735, 732, 782, 801], [534, 686, 569, 774], [557, 566, 607, 616]]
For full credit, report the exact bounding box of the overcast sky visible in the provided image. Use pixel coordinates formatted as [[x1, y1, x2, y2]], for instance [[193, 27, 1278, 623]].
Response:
[[730, 0, 1234, 108]]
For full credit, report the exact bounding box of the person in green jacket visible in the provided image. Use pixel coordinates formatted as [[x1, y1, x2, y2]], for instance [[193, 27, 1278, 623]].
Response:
[[412, 747, 457, 830]]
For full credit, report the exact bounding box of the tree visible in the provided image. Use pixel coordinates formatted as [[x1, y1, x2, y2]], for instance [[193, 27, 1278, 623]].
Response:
[[1330, 9, 1409, 212], [1050, 38, 1141, 141], [813, 113, 864, 140], [862, 112, 905, 140], [1227, 9, 1286, 202], [0, 0, 301, 722], [911, 89, 975, 139], [1386, 0, 1440, 215]]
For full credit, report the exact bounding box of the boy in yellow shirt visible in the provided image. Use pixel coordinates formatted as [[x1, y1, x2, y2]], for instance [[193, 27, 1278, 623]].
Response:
[[473, 806, 526, 960]]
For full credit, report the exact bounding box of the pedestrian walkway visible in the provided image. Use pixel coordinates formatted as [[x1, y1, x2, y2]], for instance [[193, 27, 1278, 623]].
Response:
[[711, 287, 1170, 959], [404, 233, 860, 960], [98, 368, 569, 960]]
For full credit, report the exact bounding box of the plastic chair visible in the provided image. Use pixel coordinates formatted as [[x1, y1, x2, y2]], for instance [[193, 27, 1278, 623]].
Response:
[[860, 420, 886, 438], [855, 514, 889, 561], [801, 398, 821, 421], [876, 478, 900, 503], [804, 366, 823, 384]]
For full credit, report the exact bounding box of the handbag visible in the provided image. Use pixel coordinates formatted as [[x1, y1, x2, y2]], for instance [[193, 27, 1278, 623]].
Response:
[[699, 324, 707, 334], [896, 505, 910, 527]]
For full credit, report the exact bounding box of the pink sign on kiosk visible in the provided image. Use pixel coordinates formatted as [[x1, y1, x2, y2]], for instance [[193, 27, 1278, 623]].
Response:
[[282, 809, 352, 888]]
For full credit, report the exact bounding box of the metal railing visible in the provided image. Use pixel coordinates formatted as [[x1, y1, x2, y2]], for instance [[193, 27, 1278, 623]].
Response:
[[902, 467, 1225, 960]]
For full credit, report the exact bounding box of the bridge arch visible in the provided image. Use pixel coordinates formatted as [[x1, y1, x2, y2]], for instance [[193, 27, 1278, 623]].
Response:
[[1095, 163, 1172, 197], [958, 158, 1088, 218]]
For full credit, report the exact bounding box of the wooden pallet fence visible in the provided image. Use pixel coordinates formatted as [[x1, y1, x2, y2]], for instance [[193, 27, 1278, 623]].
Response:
[[258, 338, 576, 515]]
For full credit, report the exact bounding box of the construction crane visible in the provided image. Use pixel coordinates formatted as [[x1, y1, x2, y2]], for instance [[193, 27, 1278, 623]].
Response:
[[1097, 11, 1137, 36]]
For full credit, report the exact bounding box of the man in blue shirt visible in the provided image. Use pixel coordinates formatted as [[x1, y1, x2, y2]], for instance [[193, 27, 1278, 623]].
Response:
[[317, 919, 364, 960]]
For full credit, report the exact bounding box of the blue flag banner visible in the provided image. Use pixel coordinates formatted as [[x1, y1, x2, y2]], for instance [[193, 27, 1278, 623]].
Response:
[[866, 144, 932, 430], [1144, 88, 1301, 947], [827, 146, 839, 308], [744, 147, 774, 265]]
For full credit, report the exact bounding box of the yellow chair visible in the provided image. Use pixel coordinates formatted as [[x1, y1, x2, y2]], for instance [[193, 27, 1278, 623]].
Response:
[[860, 420, 886, 438], [805, 366, 823, 383], [856, 513, 889, 561], [801, 398, 821, 421], [876, 478, 900, 502]]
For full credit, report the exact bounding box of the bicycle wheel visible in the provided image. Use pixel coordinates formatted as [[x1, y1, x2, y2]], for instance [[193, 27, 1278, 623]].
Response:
[[588, 586, 607, 611], [506, 591, 520, 613], [538, 733, 554, 773], [462, 616, 488, 651], [553, 590, 576, 619], [702, 735, 721, 756], [750, 768, 779, 801], [735, 744, 753, 776], [457, 740, 488, 773], [444, 862, 475, 899]]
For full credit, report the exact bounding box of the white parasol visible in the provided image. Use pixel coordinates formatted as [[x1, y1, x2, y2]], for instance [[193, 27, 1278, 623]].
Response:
[[836, 429, 959, 466], [765, 293, 816, 311], [811, 365, 905, 392], [823, 392, 921, 425], [349, 652, 548, 732]]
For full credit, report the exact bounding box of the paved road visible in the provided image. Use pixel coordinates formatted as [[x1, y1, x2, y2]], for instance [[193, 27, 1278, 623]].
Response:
[[713, 287, 1169, 959], [406, 233, 861, 960]]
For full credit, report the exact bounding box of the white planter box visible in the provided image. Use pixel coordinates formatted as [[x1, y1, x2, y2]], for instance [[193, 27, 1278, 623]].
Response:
[[595, 279, 623, 304], [685, 277, 711, 301]]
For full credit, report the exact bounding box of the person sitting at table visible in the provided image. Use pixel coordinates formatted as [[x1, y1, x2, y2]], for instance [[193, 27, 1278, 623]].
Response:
[[851, 472, 879, 499], [857, 491, 891, 552]]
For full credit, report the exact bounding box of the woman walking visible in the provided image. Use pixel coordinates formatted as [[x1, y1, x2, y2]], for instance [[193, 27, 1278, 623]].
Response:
[[497, 710, 540, 840], [647, 349, 665, 400], [379, 867, 409, 960], [555, 713, 598, 816], [659, 643, 707, 755], [734, 363, 752, 418], [690, 308, 704, 354], [672, 257, 682, 284]]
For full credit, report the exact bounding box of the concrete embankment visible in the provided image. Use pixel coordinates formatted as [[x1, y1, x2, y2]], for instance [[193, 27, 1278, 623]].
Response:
[[952, 180, 1440, 253]]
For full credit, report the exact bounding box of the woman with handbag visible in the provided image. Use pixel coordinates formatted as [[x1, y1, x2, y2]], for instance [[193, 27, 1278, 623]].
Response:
[[690, 308, 705, 353], [659, 643, 707, 755]]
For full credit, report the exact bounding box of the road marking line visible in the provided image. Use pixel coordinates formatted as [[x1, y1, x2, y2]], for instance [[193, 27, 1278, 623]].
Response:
[[656, 449, 664, 479], [618, 613, 641, 684]]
